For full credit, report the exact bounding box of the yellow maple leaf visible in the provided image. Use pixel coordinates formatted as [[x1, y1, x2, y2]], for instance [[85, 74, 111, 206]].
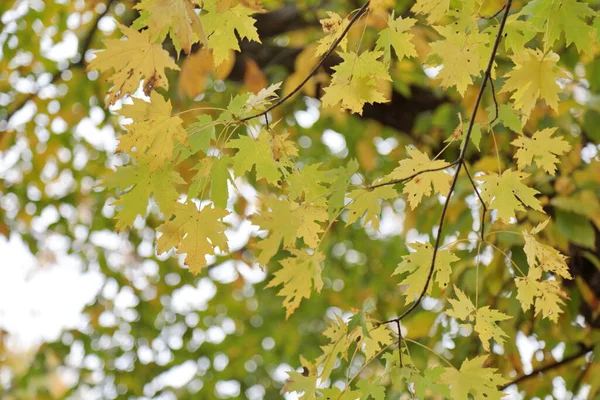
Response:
[[523, 224, 572, 279], [200, 0, 260, 66], [511, 128, 571, 175], [440, 356, 508, 399], [316, 12, 349, 57], [361, 323, 393, 360], [411, 0, 450, 23], [500, 49, 566, 118], [118, 92, 188, 170], [393, 242, 459, 302], [87, 24, 179, 106], [446, 286, 476, 320], [346, 186, 398, 230], [385, 147, 452, 209], [322, 51, 391, 114], [428, 26, 491, 95], [156, 203, 229, 274], [266, 249, 324, 318], [515, 266, 569, 323], [133, 0, 206, 55], [476, 169, 543, 223]]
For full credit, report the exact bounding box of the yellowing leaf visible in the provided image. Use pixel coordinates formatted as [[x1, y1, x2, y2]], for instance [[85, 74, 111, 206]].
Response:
[[385, 147, 452, 209], [524, 227, 572, 279], [361, 323, 393, 360], [515, 266, 569, 322], [87, 24, 179, 106], [266, 249, 324, 318], [245, 81, 282, 114], [271, 131, 299, 168], [411, 0, 450, 23], [376, 13, 417, 63], [428, 26, 491, 95], [243, 58, 268, 94], [227, 130, 281, 184], [521, 0, 596, 53], [500, 49, 565, 118], [393, 242, 459, 302], [133, 0, 206, 55], [316, 12, 349, 57], [102, 161, 185, 230], [446, 286, 476, 321], [287, 163, 332, 205], [477, 169, 543, 223], [474, 307, 511, 351], [156, 203, 229, 274], [200, 0, 260, 66], [346, 186, 398, 230], [511, 128, 571, 175], [322, 51, 391, 114], [440, 356, 508, 400], [118, 92, 188, 170]]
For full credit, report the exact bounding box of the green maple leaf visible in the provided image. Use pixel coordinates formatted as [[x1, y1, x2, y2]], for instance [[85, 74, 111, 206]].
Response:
[[287, 163, 332, 205], [411, 0, 450, 23], [476, 169, 543, 223], [393, 242, 459, 302], [440, 356, 508, 400], [156, 203, 229, 274], [266, 249, 324, 318], [102, 161, 185, 230], [521, 0, 596, 53], [200, 0, 260, 66], [322, 50, 391, 114], [356, 379, 386, 400], [511, 128, 571, 175], [501, 15, 539, 54], [227, 130, 281, 185], [188, 156, 231, 208], [376, 13, 417, 63], [412, 366, 451, 399], [361, 323, 393, 360], [346, 186, 398, 230], [328, 160, 359, 219]]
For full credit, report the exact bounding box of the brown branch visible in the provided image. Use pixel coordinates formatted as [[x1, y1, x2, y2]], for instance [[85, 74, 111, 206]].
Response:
[[367, 160, 460, 190], [463, 164, 487, 241], [238, 0, 371, 124], [3, 0, 116, 127], [382, 0, 513, 326], [499, 344, 594, 390]]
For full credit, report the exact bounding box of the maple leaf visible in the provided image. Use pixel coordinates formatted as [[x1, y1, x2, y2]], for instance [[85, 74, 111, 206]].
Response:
[[254, 197, 327, 264], [316, 12, 349, 57], [524, 223, 572, 279], [188, 156, 230, 208], [361, 323, 393, 360], [200, 0, 260, 66], [322, 51, 391, 114], [266, 249, 324, 318], [515, 266, 569, 322], [477, 169, 543, 223], [502, 15, 539, 54], [133, 0, 206, 55], [446, 286, 476, 321], [282, 371, 317, 399], [500, 49, 565, 118], [156, 203, 229, 274], [270, 131, 299, 168], [102, 161, 185, 230], [87, 24, 179, 106], [521, 0, 596, 53], [474, 307, 512, 351], [328, 160, 359, 219], [440, 356, 508, 400], [411, 366, 451, 399], [287, 163, 332, 205], [356, 379, 386, 400], [346, 186, 398, 230], [118, 92, 189, 170], [316, 315, 356, 381], [411, 0, 450, 23], [244, 81, 282, 114], [428, 26, 491, 95], [319, 388, 363, 400], [511, 128, 571, 175], [227, 130, 281, 185], [385, 147, 452, 209], [376, 13, 417, 63], [393, 242, 459, 302]]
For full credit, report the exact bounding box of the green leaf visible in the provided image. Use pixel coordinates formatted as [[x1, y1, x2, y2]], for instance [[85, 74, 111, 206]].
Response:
[[556, 211, 596, 249]]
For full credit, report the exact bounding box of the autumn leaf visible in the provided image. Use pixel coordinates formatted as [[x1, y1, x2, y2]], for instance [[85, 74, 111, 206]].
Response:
[[200, 0, 260, 66], [385, 147, 452, 209], [394, 242, 459, 302], [87, 24, 179, 105], [512, 128, 571, 175], [316, 12, 349, 57], [266, 249, 324, 318], [411, 0, 450, 23], [477, 169, 543, 223], [133, 0, 206, 55], [156, 203, 229, 274], [346, 186, 397, 230], [500, 49, 565, 118], [118, 92, 188, 170], [524, 222, 572, 279], [515, 266, 569, 322], [376, 13, 417, 63], [440, 356, 508, 399], [227, 130, 281, 185]]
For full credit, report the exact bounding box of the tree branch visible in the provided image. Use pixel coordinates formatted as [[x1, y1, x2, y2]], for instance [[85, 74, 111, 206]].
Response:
[[382, 0, 513, 326], [500, 344, 594, 390]]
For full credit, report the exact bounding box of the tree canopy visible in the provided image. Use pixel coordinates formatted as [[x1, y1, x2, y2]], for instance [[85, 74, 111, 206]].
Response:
[[1, 0, 600, 399]]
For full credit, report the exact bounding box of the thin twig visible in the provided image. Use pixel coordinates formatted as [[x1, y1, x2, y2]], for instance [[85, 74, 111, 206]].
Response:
[[382, 0, 513, 326], [499, 344, 594, 390], [238, 1, 371, 124], [367, 160, 460, 190], [488, 74, 499, 125], [480, 4, 506, 19], [395, 319, 403, 367], [463, 165, 487, 241]]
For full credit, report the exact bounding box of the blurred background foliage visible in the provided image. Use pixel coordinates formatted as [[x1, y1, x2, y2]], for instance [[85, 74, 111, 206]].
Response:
[[0, 0, 599, 399]]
